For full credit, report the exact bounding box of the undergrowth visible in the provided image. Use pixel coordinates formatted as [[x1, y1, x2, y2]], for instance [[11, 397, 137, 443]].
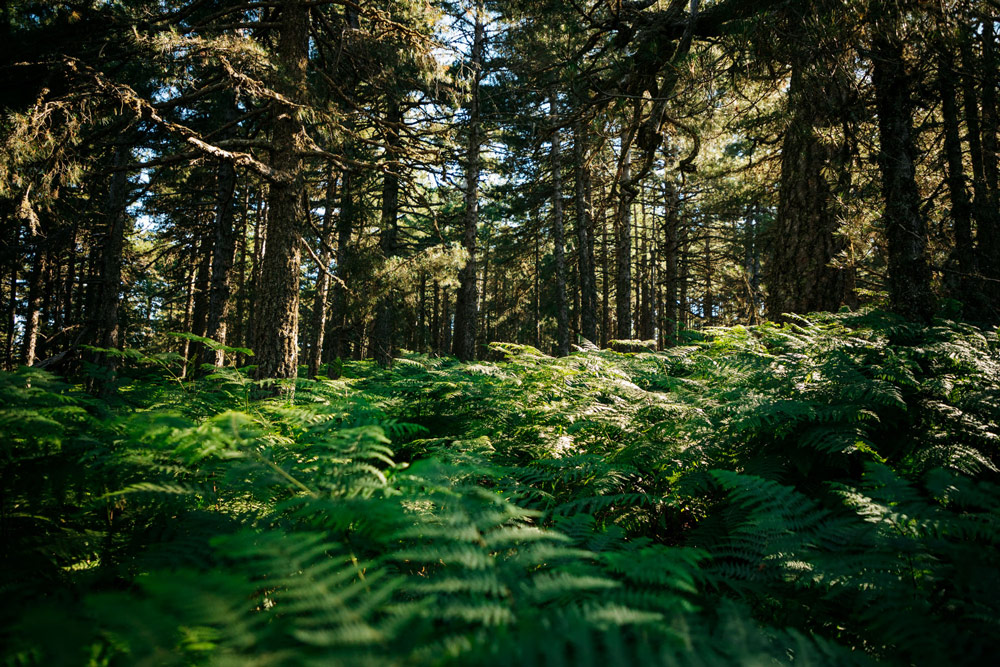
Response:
[[2, 311, 999, 665]]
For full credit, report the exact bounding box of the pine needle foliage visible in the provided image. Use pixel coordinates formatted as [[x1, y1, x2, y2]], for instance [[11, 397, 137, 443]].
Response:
[[2, 311, 999, 664]]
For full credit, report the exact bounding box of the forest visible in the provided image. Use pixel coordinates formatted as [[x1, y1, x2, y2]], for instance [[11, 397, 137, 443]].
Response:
[[3, 0, 1000, 664]]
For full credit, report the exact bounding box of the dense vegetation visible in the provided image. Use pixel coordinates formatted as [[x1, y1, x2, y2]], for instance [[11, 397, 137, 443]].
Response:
[[5, 0, 1000, 664], [4, 312, 1000, 664]]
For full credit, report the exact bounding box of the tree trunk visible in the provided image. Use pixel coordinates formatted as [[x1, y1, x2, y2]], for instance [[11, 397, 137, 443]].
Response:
[[253, 0, 308, 383], [191, 234, 212, 338], [533, 225, 541, 348], [616, 146, 633, 339], [870, 5, 934, 322], [452, 0, 484, 361], [247, 194, 266, 354], [662, 177, 679, 346], [417, 272, 427, 353], [639, 198, 654, 340], [22, 245, 46, 366], [601, 194, 611, 348], [232, 189, 251, 365], [765, 59, 851, 318], [979, 19, 1000, 314], [328, 168, 356, 378], [573, 120, 598, 344], [982, 20, 998, 197], [181, 251, 198, 379], [679, 223, 689, 332], [938, 48, 976, 310], [441, 287, 452, 353], [4, 259, 15, 371], [550, 93, 570, 356], [431, 280, 440, 355], [89, 140, 129, 394], [374, 101, 402, 368], [62, 223, 78, 340], [959, 30, 998, 314], [204, 112, 239, 367], [307, 169, 338, 378], [703, 232, 714, 325]]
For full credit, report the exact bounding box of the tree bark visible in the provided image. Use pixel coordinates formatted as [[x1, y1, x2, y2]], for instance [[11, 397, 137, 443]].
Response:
[[573, 121, 599, 343], [533, 225, 541, 348], [22, 245, 46, 366], [417, 272, 427, 353], [600, 190, 611, 348], [959, 30, 999, 312], [639, 197, 654, 340], [550, 93, 570, 356], [204, 108, 239, 368], [662, 177, 679, 346], [979, 19, 1000, 314], [452, 0, 484, 361], [870, 5, 934, 322], [89, 140, 129, 394], [374, 100, 402, 368], [307, 169, 338, 378], [679, 222, 689, 332], [4, 258, 15, 371], [616, 145, 633, 339], [938, 48, 976, 309], [431, 280, 440, 355], [765, 58, 852, 317], [328, 168, 356, 378], [253, 0, 309, 383], [702, 232, 714, 325]]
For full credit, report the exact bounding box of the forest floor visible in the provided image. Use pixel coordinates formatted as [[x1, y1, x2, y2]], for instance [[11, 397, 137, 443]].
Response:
[[3, 311, 1000, 665]]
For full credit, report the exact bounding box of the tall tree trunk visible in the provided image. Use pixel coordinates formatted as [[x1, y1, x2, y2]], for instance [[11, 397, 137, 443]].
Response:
[[374, 101, 402, 368], [481, 231, 492, 347], [744, 205, 762, 321], [959, 30, 998, 313], [307, 169, 338, 377], [938, 48, 976, 310], [639, 199, 654, 340], [431, 280, 440, 355], [573, 121, 598, 344], [453, 0, 484, 361], [550, 93, 569, 356], [870, 4, 934, 322], [533, 226, 541, 348], [703, 232, 714, 325], [662, 177, 679, 346], [180, 251, 198, 379], [22, 245, 46, 366], [247, 194, 266, 354], [979, 18, 1000, 313], [4, 259, 15, 371], [328, 168, 356, 378], [441, 287, 452, 353], [204, 110, 239, 367], [191, 234, 212, 338], [616, 146, 633, 339], [765, 58, 851, 317], [327, 169, 359, 379], [679, 223, 689, 332], [232, 189, 251, 364], [253, 0, 308, 383], [601, 195, 611, 348], [982, 20, 998, 197], [62, 223, 78, 339], [417, 272, 427, 353], [89, 140, 129, 394]]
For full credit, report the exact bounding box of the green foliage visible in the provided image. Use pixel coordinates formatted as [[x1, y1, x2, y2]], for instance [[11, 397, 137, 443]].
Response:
[[3, 312, 1000, 664]]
